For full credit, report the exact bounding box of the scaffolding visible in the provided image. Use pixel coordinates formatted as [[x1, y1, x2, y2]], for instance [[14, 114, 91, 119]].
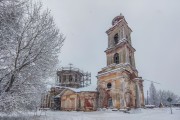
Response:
[[56, 65, 91, 88]]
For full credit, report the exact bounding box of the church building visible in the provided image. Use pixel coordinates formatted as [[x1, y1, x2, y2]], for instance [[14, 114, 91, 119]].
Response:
[[97, 14, 144, 109], [41, 14, 144, 111]]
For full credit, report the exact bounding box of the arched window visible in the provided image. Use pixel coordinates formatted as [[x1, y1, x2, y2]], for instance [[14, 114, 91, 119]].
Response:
[[114, 33, 119, 44], [107, 82, 112, 88], [114, 53, 119, 64]]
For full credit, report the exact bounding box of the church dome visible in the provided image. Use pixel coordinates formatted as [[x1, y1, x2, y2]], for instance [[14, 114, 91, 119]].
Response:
[[112, 13, 124, 25]]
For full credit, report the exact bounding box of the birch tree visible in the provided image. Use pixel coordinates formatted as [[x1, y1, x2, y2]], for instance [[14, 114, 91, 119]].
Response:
[[0, 0, 64, 113]]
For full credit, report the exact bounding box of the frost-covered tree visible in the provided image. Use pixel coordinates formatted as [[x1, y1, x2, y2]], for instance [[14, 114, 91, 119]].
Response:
[[154, 89, 179, 107], [149, 82, 158, 105], [0, 0, 64, 113], [157, 90, 165, 104]]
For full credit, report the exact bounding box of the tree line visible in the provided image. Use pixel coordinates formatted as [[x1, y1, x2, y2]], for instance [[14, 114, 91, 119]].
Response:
[[148, 82, 180, 106]]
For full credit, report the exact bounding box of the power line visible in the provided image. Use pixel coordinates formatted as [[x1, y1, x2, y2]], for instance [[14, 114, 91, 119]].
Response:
[[143, 79, 160, 84]]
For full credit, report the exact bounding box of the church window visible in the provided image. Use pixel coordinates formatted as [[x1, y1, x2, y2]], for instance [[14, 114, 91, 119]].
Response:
[[69, 75, 73, 82], [114, 53, 119, 64], [107, 82, 112, 88], [114, 33, 119, 44]]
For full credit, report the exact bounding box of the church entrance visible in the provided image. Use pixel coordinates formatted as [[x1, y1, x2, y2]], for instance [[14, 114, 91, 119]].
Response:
[[108, 98, 113, 108]]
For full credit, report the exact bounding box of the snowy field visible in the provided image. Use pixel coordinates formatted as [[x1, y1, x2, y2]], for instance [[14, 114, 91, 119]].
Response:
[[40, 108, 180, 120], [0, 108, 180, 120]]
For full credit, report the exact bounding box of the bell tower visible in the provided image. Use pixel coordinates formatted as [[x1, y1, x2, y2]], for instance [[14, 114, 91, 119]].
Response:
[[97, 14, 144, 109], [106, 14, 136, 68]]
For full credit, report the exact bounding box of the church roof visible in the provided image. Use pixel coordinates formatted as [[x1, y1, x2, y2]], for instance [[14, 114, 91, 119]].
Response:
[[112, 14, 124, 25], [106, 14, 132, 34]]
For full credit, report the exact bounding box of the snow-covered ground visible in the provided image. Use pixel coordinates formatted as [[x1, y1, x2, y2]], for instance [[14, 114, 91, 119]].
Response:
[[38, 107, 180, 120], [0, 108, 180, 120]]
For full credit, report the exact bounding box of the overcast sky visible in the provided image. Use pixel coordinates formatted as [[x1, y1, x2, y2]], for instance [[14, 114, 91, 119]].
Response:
[[40, 0, 180, 96]]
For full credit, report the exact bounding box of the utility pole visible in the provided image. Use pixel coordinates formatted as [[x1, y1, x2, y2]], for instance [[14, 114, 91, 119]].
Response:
[[147, 90, 149, 105], [167, 97, 173, 114]]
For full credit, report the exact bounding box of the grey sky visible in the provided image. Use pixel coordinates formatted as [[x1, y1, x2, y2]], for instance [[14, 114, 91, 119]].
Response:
[[40, 0, 180, 96]]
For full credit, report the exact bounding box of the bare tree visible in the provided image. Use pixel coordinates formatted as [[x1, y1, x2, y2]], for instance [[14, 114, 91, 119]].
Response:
[[0, 0, 64, 113]]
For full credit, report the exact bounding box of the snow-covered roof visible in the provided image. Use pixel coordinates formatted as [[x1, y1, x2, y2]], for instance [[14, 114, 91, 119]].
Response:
[[52, 84, 97, 93], [72, 85, 97, 92]]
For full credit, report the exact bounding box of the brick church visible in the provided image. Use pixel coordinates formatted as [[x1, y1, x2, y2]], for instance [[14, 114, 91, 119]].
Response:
[[41, 14, 144, 111]]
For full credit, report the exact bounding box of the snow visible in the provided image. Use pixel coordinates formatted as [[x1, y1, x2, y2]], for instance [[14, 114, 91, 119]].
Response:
[[73, 85, 97, 92], [0, 108, 180, 120], [38, 108, 180, 120], [53, 84, 97, 92]]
